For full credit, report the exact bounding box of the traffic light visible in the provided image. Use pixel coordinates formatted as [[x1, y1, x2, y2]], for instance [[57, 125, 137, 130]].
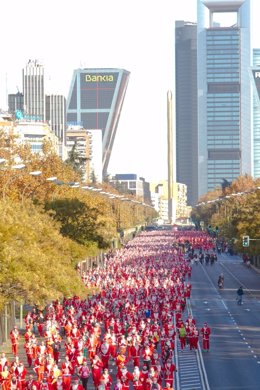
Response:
[[242, 236, 250, 247]]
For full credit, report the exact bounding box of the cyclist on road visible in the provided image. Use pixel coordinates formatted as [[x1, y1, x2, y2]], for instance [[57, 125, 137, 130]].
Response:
[[237, 286, 244, 305], [218, 274, 224, 289]]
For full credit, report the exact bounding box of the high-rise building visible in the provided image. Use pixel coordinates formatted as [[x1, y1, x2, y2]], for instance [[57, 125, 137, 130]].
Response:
[[66, 68, 130, 179], [8, 92, 24, 116], [176, 2, 252, 205], [45, 94, 67, 159], [250, 49, 260, 178], [22, 60, 45, 121], [197, 0, 251, 198], [175, 21, 198, 206]]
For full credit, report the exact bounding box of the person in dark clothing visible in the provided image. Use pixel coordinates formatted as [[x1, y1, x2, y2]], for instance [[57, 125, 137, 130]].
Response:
[[237, 286, 244, 305]]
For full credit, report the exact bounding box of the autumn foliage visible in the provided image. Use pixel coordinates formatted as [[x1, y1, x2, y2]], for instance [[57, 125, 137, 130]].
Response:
[[0, 131, 156, 308]]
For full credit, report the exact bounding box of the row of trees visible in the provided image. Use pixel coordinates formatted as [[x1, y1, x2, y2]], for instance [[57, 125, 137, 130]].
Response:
[[0, 131, 157, 309], [191, 175, 260, 256]]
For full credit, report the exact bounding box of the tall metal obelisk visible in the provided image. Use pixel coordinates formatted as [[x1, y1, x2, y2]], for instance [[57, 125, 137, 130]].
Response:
[[167, 90, 176, 224]]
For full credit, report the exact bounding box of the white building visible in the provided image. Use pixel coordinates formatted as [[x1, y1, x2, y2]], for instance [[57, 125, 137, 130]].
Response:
[[88, 129, 103, 183], [14, 120, 59, 155], [66, 127, 103, 183]]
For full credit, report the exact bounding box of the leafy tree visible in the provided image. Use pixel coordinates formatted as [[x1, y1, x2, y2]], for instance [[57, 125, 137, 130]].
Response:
[[192, 175, 260, 256], [45, 198, 108, 248], [0, 199, 94, 310], [65, 141, 85, 178]]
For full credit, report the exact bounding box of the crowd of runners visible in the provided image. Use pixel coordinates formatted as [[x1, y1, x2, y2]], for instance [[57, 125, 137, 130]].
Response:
[[1, 230, 214, 390]]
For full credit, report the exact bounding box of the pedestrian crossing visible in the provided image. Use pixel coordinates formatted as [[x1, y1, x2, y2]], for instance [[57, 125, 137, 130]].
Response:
[[175, 339, 206, 390]]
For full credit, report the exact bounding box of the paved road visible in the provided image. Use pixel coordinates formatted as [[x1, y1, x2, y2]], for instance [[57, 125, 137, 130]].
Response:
[[2, 250, 260, 390], [190, 253, 260, 390]]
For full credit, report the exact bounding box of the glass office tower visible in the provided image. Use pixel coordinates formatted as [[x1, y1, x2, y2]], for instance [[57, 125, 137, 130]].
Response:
[[22, 60, 45, 121], [197, 0, 251, 197], [66, 68, 130, 179], [251, 49, 260, 178], [175, 21, 198, 206]]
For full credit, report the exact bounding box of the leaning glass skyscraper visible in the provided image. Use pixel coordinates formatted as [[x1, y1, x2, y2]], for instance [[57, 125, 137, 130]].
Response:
[[197, 0, 251, 198], [66, 68, 130, 179]]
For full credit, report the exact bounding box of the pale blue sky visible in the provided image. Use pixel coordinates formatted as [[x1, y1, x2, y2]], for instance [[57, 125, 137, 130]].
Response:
[[0, 0, 259, 182]]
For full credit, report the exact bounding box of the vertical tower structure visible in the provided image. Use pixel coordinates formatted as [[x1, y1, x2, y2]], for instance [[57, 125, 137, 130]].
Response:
[[175, 21, 198, 206], [167, 90, 176, 223], [250, 49, 260, 178], [45, 94, 66, 143], [22, 60, 45, 121], [197, 0, 251, 197]]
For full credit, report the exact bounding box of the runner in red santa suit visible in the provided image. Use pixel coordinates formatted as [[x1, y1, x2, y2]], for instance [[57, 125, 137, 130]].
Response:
[[61, 361, 73, 390], [108, 332, 117, 359], [70, 378, 83, 390], [91, 355, 103, 389], [128, 340, 141, 368], [99, 368, 112, 390], [147, 367, 158, 386], [142, 346, 153, 370], [74, 351, 86, 372], [88, 334, 98, 362], [1, 367, 12, 390], [24, 341, 34, 368], [10, 375, 20, 390], [132, 366, 142, 390], [24, 327, 34, 344], [24, 374, 39, 390], [100, 339, 110, 370], [17, 362, 27, 389], [70, 325, 81, 345], [0, 352, 9, 372], [139, 366, 149, 390], [30, 335, 38, 362], [185, 314, 196, 328], [10, 326, 20, 356], [33, 355, 46, 383], [116, 366, 133, 390], [200, 323, 211, 351], [162, 361, 177, 388], [52, 376, 63, 390]]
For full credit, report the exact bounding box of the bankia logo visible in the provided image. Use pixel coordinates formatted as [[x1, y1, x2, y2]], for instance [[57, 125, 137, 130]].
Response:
[[85, 74, 114, 82]]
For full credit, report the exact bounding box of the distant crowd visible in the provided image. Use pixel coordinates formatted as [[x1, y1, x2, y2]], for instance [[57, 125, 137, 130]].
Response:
[[1, 231, 213, 390]]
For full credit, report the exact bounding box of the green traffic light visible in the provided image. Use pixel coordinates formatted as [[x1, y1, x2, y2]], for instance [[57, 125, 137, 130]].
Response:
[[242, 235, 250, 247]]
